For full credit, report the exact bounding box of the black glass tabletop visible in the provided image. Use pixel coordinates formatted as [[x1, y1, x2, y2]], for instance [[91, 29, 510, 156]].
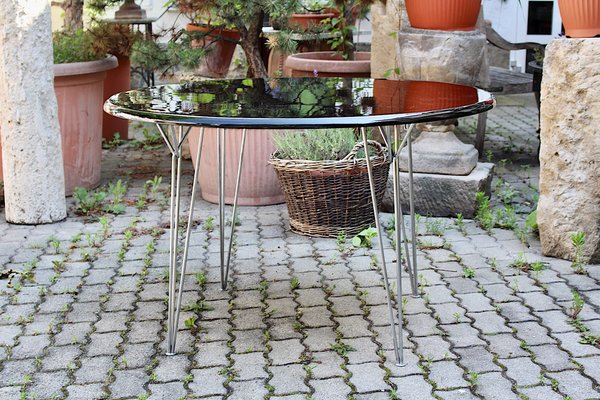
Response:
[[104, 77, 495, 128]]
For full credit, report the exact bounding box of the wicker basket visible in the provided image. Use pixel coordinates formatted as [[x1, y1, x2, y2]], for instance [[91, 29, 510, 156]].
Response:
[[269, 140, 390, 237]]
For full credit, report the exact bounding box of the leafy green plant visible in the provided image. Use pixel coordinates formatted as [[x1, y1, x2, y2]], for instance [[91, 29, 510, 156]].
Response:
[[53, 29, 104, 64], [570, 232, 588, 275], [570, 290, 584, 319], [330, 341, 355, 356], [336, 231, 347, 252], [475, 192, 494, 232], [352, 227, 377, 248], [73, 187, 107, 215], [272, 128, 358, 161]]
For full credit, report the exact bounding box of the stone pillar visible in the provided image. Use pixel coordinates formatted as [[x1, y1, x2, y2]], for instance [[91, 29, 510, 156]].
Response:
[[0, 0, 67, 223], [538, 38, 600, 263], [370, 0, 403, 79]]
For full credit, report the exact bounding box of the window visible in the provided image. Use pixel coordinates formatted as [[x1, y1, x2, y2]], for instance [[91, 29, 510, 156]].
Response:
[[527, 1, 554, 35]]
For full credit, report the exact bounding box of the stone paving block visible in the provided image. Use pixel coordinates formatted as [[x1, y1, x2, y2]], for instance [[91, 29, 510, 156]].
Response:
[[0, 325, 21, 346], [11, 334, 50, 359], [66, 301, 101, 323], [434, 262, 466, 278], [74, 356, 113, 384], [456, 292, 494, 312], [336, 315, 371, 338], [234, 289, 262, 307], [501, 356, 542, 386], [269, 339, 304, 365], [154, 354, 191, 382], [0, 386, 20, 400], [545, 281, 574, 302], [0, 303, 36, 325], [552, 332, 600, 357], [300, 306, 334, 328], [561, 273, 599, 292], [66, 383, 108, 400], [139, 282, 167, 301], [413, 336, 455, 361], [484, 333, 529, 358], [188, 367, 227, 396], [148, 381, 187, 400], [575, 356, 600, 382], [84, 268, 115, 285], [120, 342, 155, 369], [426, 249, 456, 263], [547, 370, 600, 400], [0, 359, 36, 386], [454, 346, 501, 373], [127, 320, 162, 343], [446, 277, 480, 295], [510, 321, 556, 346], [304, 327, 338, 353], [86, 331, 123, 357], [436, 388, 480, 400], [232, 309, 266, 330], [231, 352, 268, 380], [94, 310, 129, 332], [517, 385, 564, 400], [42, 344, 80, 371], [110, 368, 148, 398], [326, 278, 356, 297], [77, 284, 110, 303], [103, 292, 136, 312], [533, 310, 576, 333], [498, 301, 536, 323], [28, 370, 69, 400], [443, 323, 487, 348], [405, 313, 439, 337], [474, 372, 520, 400], [328, 295, 361, 317], [520, 291, 561, 311], [232, 329, 266, 353], [469, 311, 512, 334], [403, 297, 430, 315], [310, 377, 351, 400], [133, 300, 166, 321], [265, 298, 297, 319], [321, 263, 353, 280], [310, 351, 345, 379], [38, 293, 74, 314], [228, 379, 268, 400], [483, 284, 519, 304], [428, 360, 469, 390], [269, 318, 303, 342], [344, 337, 380, 364], [353, 270, 383, 287], [423, 285, 458, 304], [296, 288, 328, 307], [269, 364, 309, 395], [194, 340, 229, 367], [50, 276, 81, 293], [347, 362, 388, 393]]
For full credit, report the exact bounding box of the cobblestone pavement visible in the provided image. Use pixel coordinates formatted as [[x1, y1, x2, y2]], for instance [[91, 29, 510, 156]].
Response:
[[1, 94, 599, 400]]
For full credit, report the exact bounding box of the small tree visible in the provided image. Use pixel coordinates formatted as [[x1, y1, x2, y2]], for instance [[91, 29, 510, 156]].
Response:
[[52, 0, 85, 30]]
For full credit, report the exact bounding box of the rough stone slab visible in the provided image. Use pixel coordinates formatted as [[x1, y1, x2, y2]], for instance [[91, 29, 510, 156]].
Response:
[[538, 38, 600, 262], [347, 362, 388, 393], [311, 377, 352, 400]]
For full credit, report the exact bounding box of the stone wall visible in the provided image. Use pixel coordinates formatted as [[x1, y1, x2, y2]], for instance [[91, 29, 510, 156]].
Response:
[[538, 38, 600, 263]]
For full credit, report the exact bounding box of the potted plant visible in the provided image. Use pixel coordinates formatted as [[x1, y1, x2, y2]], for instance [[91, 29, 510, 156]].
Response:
[[53, 29, 118, 195], [269, 128, 390, 237], [284, 0, 378, 78], [557, 0, 600, 38], [289, 0, 336, 31], [404, 0, 481, 31]]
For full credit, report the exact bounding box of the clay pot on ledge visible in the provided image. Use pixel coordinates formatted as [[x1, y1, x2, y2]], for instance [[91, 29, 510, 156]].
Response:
[[284, 51, 371, 78], [558, 0, 600, 38], [187, 24, 241, 78], [289, 12, 335, 31], [405, 0, 481, 31]]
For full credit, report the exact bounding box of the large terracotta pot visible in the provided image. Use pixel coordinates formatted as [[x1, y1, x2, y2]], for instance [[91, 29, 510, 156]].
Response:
[[558, 0, 600, 38], [102, 55, 130, 141], [187, 24, 241, 78], [54, 56, 118, 195], [289, 13, 335, 31], [284, 51, 371, 78], [405, 0, 481, 31], [188, 128, 285, 206]]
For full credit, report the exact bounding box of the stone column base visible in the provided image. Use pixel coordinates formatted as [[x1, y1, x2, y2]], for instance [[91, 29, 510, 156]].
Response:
[[381, 163, 494, 218]]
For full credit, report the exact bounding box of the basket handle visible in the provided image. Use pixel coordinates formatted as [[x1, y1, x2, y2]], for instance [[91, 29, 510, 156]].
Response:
[[342, 140, 386, 161]]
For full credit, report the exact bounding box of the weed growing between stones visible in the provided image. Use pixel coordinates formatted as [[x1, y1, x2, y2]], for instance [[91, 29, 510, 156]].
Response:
[[570, 232, 588, 275]]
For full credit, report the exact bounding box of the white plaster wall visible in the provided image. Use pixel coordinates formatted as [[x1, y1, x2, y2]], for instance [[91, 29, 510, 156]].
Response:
[[483, 0, 562, 72]]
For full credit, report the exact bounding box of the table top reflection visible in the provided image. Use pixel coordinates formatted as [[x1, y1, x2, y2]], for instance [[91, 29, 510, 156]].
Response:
[[104, 77, 495, 128]]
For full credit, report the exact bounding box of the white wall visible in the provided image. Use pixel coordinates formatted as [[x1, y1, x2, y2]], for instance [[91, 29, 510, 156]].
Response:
[[483, 0, 562, 72]]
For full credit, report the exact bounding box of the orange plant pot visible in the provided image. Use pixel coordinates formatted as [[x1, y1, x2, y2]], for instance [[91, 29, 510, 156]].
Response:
[[187, 24, 241, 78], [188, 128, 285, 206], [405, 0, 481, 31], [284, 51, 371, 78], [102, 55, 130, 142], [558, 0, 600, 38], [289, 13, 335, 31]]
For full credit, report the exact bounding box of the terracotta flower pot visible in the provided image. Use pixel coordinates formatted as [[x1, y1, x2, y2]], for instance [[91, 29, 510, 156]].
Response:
[[558, 0, 600, 38], [188, 128, 285, 206], [102, 55, 130, 142], [289, 13, 335, 31], [187, 24, 241, 78], [284, 51, 371, 78], [54, 56, 118, 195], [405, 0, 481, 31]]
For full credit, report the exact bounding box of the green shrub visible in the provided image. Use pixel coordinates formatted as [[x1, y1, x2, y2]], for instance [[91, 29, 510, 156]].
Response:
[[53, 30, 104, 64], [272, 128, 362, 161]]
